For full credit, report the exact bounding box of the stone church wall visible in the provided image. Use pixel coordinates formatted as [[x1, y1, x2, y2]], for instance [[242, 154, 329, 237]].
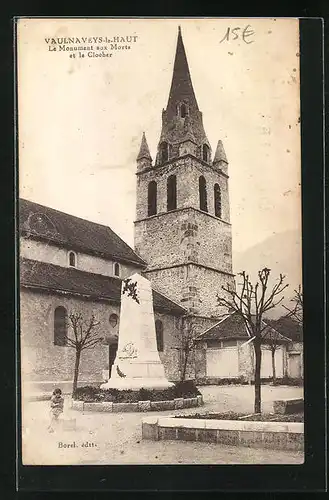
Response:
[[20, 289, 184, 387]]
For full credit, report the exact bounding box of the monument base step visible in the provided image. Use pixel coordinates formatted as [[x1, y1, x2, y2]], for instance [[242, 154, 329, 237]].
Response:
[[100, 378, 174, 391]]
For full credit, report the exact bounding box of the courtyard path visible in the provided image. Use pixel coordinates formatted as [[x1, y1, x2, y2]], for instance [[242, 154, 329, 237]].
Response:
[[21, 385, 304, 465]]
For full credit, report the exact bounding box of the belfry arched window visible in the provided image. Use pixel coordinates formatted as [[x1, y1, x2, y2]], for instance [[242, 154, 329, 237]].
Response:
[[199, 176, 208, 212], [202, 144, 210, 162], [180, 103, 187, 118], [214, 183, 222, 218], [167, 175, 177, 211], [54, 306, 67, 346], [160, 141, 169, 163], [148, 181, 157, 216], [155, 320, 164, 352]]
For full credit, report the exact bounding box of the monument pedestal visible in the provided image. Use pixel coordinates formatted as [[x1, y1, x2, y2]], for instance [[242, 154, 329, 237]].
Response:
[[101, 378, 173, 391], [100, 274, 174, 392]]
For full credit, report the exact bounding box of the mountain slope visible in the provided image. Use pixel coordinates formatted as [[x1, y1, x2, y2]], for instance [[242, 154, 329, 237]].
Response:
[[233, 230, 302, 318]]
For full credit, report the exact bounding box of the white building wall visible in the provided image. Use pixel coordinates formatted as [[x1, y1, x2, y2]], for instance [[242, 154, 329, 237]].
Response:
[[20, 237, 139, 278], [204, 342, 288, 381], [206, 347, 239, 378], [260, 346, 284, 378]]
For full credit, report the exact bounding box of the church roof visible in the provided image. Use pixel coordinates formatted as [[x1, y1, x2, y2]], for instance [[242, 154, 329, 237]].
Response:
[[197, 312, 291, 343], [20, 258, 186, 315], [137, 132, 152, 161], [19, 198, 146, 267]]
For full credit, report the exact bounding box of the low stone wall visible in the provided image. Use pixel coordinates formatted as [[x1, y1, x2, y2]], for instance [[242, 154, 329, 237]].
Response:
[[196, 377, 302, 386], [142, 416, 304, 451], [273, 398, 304, 415], [70, 395, 203, 413], [196, 377, 248, 386]]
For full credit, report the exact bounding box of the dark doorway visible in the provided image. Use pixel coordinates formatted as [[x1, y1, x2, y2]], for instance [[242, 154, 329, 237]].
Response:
[[109, 343, 118, 378]]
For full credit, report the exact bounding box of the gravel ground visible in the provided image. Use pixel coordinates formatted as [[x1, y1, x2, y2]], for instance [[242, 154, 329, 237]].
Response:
[[21, 384, 304, 465]]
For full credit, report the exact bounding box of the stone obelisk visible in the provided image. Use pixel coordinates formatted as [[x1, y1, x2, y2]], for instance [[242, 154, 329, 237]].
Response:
[[100, 273, 173, 390]]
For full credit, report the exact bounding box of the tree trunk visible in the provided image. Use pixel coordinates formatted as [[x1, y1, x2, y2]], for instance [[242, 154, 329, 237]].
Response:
[[253, 339, 262, 413], [271, 349, 276, 385], [181, 349, 188, 381], [72, 349, 81, 394]]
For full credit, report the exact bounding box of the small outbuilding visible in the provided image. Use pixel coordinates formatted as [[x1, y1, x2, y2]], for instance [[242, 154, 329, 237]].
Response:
[[195, 313, 301, 384]]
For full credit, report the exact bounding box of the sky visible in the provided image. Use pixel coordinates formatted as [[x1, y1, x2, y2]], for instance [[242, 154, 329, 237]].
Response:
[[18, 18, 301, 260]]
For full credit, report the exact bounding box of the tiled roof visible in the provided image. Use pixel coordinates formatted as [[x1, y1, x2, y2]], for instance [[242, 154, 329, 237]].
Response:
[[197, 312, 290, 343], [20, 258, 186, 315], [19, 198, 146, 267], [265, 317, 303, 342]]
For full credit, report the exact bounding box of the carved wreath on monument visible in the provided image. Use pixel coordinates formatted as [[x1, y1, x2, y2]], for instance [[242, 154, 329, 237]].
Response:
[[122, 278, 140, 304], [118, 342, 138, 359]]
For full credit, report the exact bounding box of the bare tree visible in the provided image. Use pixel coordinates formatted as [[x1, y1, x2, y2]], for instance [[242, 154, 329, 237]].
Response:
[[283, 285, 303, 326], [262, 324, 290, 385], [65, 312, 102, 393], [180, 318, 198, 382], [217, 268, 288, 413], [171, 316, 198, 382]]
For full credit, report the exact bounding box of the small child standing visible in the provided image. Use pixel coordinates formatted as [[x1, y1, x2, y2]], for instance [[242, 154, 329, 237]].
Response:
[[48, 388, 64, 433]]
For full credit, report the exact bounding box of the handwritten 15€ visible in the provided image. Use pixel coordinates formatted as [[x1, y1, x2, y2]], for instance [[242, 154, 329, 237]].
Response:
[[220, 25, 255, 44]]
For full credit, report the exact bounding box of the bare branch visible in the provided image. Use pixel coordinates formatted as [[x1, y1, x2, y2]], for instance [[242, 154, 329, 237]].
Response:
[[81, 338, 102, 351], [282, 285, 303, 325], [217, 267, 288, 343]]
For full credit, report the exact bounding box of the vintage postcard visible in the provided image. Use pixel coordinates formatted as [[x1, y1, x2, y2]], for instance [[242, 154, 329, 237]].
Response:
[[17, 17, 303, 466]]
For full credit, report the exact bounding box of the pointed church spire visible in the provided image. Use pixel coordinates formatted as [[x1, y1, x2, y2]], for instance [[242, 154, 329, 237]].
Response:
[[166, 26, 199, 114], [213, 140, 228, 165], [156, 27, 210, 165], [137, 132, 152, 161]]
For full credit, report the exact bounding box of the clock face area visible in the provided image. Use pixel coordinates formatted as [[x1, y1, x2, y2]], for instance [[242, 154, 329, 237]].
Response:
[[25, 212, 57, 237]]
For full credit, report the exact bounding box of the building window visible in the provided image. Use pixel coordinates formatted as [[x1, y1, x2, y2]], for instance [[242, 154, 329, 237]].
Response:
[[54, 306, 67, 346], [114, 262, 120, 277], [222, 339, 237, 348], [148, 181, 157, 216], [109, 313, 118, 327], [199, 175, 208, 212], [206, 340, 221, 349], [167, 174, 177, 211], [68, 251, 76, 267], [202, 144, 210, 162], [160, 141, 169, 163], [214, 183, 222, 218], [155, 320, 164, 352], [180, 103, 187, 118]]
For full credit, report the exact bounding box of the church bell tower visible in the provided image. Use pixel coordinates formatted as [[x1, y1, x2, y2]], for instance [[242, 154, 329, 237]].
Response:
[[134, 27, 234, 319]]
